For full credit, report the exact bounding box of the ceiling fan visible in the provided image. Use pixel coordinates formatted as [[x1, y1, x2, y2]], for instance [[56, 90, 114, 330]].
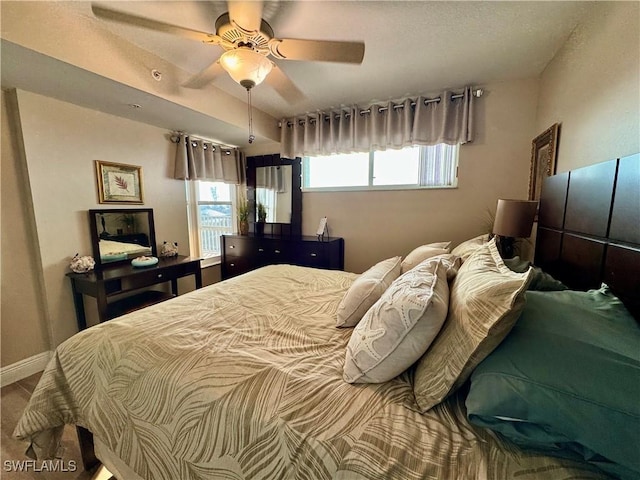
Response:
[[91, 1, 366, 104]]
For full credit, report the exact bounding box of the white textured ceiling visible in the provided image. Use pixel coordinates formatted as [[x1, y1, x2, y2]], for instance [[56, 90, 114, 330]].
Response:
[[1, 1, 594, 147]]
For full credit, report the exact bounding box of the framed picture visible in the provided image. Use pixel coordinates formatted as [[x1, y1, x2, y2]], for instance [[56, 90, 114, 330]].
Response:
[[528, 123, 560, 201], [95, 160, 144, 204]]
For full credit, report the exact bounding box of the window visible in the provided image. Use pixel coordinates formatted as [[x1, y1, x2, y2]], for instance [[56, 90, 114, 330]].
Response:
[[303, 144, 458, 191], [186, 181, 235, 264]]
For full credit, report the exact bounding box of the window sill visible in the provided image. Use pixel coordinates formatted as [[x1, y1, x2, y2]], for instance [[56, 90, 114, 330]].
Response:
[[200, 257, 221, 268], [302, 184, 458, 193]]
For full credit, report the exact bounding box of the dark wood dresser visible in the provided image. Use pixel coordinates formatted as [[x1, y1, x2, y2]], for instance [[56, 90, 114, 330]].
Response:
[[67, 255, 202, 330], [221, 234, 344, 279]]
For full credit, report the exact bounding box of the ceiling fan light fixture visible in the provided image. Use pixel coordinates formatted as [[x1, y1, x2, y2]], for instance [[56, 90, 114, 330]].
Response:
[[219, 48, 273, 89]]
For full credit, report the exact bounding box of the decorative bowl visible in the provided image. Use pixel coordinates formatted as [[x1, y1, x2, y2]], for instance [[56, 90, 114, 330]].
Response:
[[131, 256, 159, 268]]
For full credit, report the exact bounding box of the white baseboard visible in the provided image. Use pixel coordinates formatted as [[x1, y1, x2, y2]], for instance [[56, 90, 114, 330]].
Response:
[[1, 351, 53, 388]]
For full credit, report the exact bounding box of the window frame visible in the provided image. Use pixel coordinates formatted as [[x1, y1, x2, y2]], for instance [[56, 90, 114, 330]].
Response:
[[302, 144, 459, 192], [186, 180, 237, 267]]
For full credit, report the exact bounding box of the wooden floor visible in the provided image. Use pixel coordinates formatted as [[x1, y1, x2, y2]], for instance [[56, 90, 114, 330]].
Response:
[[1, 373, 113, 480]]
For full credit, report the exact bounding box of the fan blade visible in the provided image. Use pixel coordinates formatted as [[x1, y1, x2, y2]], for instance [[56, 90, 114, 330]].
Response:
[[265, 63, 305, 104], [91, 4, 215, 43], [227, 1, 263, 32], [270, 38, 365, 64], [182, 61, 224, 89]]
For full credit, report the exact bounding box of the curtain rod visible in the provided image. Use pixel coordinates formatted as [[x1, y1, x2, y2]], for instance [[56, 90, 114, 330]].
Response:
[[279, 88, 483, 128], [169, 131, 236, 153]]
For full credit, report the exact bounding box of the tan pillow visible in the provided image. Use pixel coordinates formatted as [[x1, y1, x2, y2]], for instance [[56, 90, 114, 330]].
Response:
[[450, 233, 489, 262], [400, 241, 452, 273], [413, 238, 532, 412], [336, 257, 402, 327], [343, 256, 454, 383]]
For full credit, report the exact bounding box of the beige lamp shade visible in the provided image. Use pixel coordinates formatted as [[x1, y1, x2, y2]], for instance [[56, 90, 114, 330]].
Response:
[[493, 199, 538, 238]]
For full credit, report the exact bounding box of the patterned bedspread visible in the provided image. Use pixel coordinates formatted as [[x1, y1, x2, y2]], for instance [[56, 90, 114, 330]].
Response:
[[14, 265, 611, 479]]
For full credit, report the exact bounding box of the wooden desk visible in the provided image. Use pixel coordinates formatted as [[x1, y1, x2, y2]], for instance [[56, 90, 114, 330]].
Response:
[[67, 256, 202, 330]]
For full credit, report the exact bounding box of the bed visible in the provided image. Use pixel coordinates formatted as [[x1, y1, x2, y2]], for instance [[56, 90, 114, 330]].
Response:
[[13, 154, 639, 480], [99, 238, 152, 260]]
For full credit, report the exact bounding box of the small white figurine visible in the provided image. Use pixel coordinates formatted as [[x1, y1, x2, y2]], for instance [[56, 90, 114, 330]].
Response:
[[160, 241, 179, 257], [70, 254, 95, 273]]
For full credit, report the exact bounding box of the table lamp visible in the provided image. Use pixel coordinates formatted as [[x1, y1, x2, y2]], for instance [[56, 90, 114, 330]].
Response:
[[492, 199, 538, 258]]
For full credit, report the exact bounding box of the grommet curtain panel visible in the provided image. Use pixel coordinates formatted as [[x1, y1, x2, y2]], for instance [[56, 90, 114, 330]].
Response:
[[280, 87, 475, 159], [173, 133, 246, 184], [256, 166, 286, 192]]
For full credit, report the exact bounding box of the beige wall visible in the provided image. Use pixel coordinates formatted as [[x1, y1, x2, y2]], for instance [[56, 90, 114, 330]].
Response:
[[1, 90, 50, 366], [537, 1, 640, 172], [13, 90, 192, 347], [302, 78, 540, 273], [202, 265, 222, 286]]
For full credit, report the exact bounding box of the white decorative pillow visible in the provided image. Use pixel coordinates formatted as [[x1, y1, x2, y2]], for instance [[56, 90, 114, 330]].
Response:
[[343, 255, 453, 384], [412, 238, 532, 412], [336, 256, 402, 327], [400, 241, 452, 274], [450, 233, 490, 262]]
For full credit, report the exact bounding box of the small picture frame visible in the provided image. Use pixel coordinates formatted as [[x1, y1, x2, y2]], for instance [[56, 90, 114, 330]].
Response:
[[528, 123, 560, 202], [95, 160, 144, 204]]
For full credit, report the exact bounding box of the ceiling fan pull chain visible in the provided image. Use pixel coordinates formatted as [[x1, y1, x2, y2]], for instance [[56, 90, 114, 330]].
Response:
[[247, 88, 255, 144]]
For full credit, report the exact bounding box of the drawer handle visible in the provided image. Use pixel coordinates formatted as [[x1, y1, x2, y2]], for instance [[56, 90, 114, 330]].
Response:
[[230, 263, 235, 267], [157, 274, 163, 278], [230, 245, 235, 249], [274, 250, 281, 254], [310, 253, 317, 257], [258, 248, 264, 252]]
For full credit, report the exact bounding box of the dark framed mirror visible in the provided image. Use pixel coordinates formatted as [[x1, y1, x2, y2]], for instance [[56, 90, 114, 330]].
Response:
[[247, 154, 302, 236], [255, 165, 293, 224], [89, 208, 157, 267]]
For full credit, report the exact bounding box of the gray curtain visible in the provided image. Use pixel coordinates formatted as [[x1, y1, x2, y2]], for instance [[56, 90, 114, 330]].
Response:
[[173, 133, 246, 184], [280, 87, 475, 159]]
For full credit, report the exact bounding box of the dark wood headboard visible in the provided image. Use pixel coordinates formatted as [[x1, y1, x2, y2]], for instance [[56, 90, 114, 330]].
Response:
[[534, 153, 640, 320]]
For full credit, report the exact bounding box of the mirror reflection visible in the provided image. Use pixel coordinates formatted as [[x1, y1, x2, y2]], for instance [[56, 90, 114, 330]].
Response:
[[93, 211, 153, 263], [255, 165, 292, 224]]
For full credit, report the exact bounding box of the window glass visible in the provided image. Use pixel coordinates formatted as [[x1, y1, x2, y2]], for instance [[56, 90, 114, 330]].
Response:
[[304, 144, 458, 191], [187, 181, 235, 262], [305, 152, 369, 188], [373, 147, 420, 185], [198, 182, 232, 202]]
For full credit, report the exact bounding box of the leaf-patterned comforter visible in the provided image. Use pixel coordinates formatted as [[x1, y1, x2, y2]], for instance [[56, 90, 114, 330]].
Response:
[[14, 265, 611, 479]]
